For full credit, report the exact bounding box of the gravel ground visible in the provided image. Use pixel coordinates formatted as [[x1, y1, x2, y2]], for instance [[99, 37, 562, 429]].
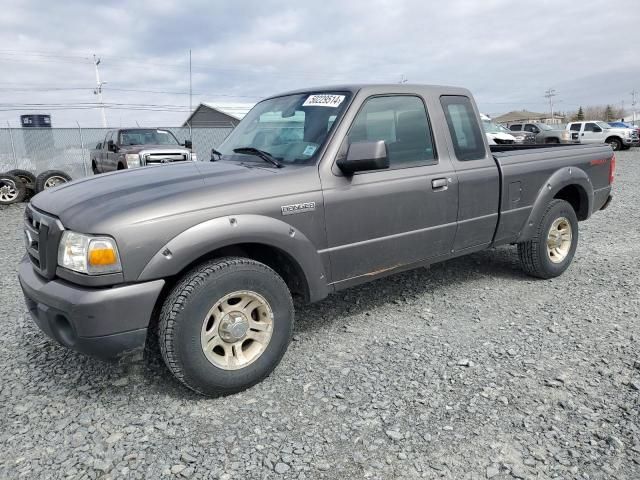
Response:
[[1, 151, 638, 480]]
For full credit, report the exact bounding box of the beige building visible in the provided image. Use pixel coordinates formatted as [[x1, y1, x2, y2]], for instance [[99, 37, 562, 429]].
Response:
[[493, 110, 564, 125]]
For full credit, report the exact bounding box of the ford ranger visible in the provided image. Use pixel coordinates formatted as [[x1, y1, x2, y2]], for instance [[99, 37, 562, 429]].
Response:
[[19, 85, 614, 396], [90, 128, 195, 174]]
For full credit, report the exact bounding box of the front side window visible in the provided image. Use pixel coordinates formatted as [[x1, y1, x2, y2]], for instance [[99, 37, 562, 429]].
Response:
[[440, 95, 485, 161], [569, 123, 581, 131], [119, 129, 180, 146], [524, 124, 538, 133], [217, 92, 351, 165], [509, 124, 522, 131], [346, 95, 436, 167], [585, 122, 599, 132]]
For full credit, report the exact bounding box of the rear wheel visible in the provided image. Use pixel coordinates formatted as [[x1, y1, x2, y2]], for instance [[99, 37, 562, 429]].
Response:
[[35, 170, 72, 192], [518, 199, 578, 279], [0, 174, 27, 205], [159, 257, 294, 396], [606, 137, 622, 151]]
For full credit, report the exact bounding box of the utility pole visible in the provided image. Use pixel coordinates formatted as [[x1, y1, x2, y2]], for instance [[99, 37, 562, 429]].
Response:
[[632, 89, 637, 124], [189, 49, 193, 113], [399, 74, 408, 84], [544, 88, 557, 123], [93, 54, 107, 127]]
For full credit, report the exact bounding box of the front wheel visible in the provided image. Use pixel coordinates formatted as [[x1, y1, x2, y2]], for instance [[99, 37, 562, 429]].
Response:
[[518, 199, 578, 279], [159, 257, 294, 396], [606, 137, 622, 151]]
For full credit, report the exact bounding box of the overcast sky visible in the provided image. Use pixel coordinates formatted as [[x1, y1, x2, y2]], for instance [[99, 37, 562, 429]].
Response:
[[1, 0, 639, 127]]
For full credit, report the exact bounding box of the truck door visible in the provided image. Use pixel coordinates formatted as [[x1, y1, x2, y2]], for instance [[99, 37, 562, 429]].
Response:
[[581, 122, 602, 144], [320, 94, 458, 285], [523, 123, 541, 142], [440, 95, 500, 252], [568, 123, 582, 143]]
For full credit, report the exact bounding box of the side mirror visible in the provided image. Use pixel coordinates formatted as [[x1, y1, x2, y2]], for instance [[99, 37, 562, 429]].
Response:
[[107, 140, 117, 152], [532, 128, 540, 134], [184, 139, 193, 149], [337, 140, 389, 174], [95, 143, 102, 150]]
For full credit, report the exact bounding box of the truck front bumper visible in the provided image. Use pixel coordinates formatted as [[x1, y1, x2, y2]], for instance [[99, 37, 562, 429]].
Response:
[[18, 256, 165, 360]]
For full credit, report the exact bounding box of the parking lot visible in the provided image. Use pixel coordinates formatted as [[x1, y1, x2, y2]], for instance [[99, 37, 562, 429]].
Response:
[[0, 151, 638, 479]]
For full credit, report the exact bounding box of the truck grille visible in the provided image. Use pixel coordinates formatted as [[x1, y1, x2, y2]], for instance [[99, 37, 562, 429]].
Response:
[[24, 205, 63, 279], [143, 152, 188, 164]]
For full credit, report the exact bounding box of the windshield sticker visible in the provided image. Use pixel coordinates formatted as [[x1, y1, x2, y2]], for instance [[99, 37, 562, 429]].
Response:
[[302, 94, 345, 108], [303, 145, 317, 156]]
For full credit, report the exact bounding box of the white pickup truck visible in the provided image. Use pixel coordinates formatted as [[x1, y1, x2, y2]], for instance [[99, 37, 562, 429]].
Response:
[[566, 121, 638, 151]]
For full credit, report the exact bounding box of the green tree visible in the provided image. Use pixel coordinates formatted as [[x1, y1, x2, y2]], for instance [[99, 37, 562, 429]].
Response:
[[576, 106, 584, 121], [605, 105, 614, 121]]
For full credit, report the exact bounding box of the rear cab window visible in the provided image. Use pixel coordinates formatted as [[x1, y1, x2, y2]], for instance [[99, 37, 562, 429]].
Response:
[[569, 123, 581, 132], [440, 95, 486, 161]]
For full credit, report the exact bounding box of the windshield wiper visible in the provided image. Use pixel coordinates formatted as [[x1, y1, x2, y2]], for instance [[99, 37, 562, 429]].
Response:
[[233, 147, 283, 168]]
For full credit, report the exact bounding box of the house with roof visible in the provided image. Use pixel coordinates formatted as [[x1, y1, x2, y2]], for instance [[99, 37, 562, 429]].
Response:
[[493, 110, 564, 125], [183, 103, 255, 128]]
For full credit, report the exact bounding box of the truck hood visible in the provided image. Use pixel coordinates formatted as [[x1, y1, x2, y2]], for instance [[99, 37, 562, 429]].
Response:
[[117, 144, 191, 153], [30, 161, 279, 232]]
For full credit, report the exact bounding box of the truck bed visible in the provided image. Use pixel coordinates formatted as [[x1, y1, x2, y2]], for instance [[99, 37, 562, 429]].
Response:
[[491, 143, 614, 246]]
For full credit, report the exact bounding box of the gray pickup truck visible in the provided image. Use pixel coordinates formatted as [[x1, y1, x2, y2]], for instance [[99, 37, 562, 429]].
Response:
[[19, 85, 614, 396], [508, 122, 579, 144], [90, 128, 195, 174]]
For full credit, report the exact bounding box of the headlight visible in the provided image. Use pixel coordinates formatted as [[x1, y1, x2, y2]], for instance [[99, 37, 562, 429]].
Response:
[[191, 152, 197, 162], [57, 231, 122, 275], [125, 153, 141, 168]]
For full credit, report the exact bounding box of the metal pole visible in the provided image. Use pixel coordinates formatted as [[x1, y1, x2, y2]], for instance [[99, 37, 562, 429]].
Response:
[[544, 88, 557, 123], [7, 121, 17, 168], [189, 49, 193, 114], [77, 121, 88, 177], [93, 54, 107, 128]]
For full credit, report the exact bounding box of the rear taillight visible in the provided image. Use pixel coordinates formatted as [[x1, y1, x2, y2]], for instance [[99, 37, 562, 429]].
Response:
[[609, 153, 616, 184]]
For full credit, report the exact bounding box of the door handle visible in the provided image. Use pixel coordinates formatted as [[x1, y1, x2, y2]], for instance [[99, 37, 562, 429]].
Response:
[[431, 178, 448, 191]]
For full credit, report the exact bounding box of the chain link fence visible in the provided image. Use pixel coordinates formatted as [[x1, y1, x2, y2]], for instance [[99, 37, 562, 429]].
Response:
[[0, 127, 233, 179]]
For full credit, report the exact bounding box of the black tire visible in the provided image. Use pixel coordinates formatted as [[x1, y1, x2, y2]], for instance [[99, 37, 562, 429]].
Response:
[[6, 169, 36, 190], [35, 170, 72, 192], [91, 162, 100, 175], [159, 257, 294, 396], [0, 174, 27, 205], [606, 137, 622, 151], [518, 199, 578, 279], [545, 138, 560, 144]]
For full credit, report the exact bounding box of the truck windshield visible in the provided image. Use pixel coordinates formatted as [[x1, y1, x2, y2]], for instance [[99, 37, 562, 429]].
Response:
[[217, 92, 351, 165], [597, 122, 612, 130], [538, 124, 555, 131], [119, 129, 180, 146], [482, 120, 506, 134]]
